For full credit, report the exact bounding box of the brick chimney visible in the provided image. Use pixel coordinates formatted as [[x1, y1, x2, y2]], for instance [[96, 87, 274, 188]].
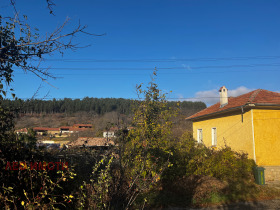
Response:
[[219, 86, 228, 107]]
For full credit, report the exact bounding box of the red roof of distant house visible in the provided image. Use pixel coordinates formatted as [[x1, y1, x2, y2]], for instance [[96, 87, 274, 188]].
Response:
[[16, 128, 28, 133], [69, 128, 88, 131], [68, 137, 114, 147], [33, 127, 60, 131], [187, 89, 280, 120]]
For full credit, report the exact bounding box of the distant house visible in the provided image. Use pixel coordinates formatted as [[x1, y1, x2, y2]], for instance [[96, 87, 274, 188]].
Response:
[[33, 127, 60, 136], [70, 127, 88, 132], [16, 128, 28, 135], [33, 124, 92, 137], [187, 86, 280, 181], [73, 124, 92, 129], [59, 126, 72, 134], [103, 127, 118, 138], [68, 137, 114, 148], [33, 127, 47, 136], [60, 127, 88, 134]]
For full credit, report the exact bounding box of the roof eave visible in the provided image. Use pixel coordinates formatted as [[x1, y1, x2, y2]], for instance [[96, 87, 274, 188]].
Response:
[[187, 104, 252, 121], [187, 103, 280, 121], [253, 103, 280, 107]]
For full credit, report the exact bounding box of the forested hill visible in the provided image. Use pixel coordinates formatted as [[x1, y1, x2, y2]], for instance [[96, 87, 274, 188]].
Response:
[[2, 98, 206, 115]]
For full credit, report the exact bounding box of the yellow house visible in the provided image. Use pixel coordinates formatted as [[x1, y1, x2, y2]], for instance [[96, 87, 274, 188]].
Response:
[[187, 86, 280, 181]]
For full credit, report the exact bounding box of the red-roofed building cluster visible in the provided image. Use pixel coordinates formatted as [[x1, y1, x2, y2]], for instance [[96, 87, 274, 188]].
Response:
[[16, 124, 93, 137]]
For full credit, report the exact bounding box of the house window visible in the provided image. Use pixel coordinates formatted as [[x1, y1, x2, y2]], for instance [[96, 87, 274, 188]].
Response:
[[197, 129, 203, 143], [212, 128, 217, 146]]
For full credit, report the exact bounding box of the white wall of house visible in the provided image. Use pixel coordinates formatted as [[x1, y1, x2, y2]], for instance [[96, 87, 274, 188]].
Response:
[[103, 131, 115, 138]]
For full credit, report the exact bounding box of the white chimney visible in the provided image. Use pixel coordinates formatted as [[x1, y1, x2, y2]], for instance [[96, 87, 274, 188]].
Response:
[[219, 86, 228, 107]]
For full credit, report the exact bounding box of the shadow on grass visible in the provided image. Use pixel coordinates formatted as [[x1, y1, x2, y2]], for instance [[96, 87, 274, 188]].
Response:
[[149, 175, 262, 209]]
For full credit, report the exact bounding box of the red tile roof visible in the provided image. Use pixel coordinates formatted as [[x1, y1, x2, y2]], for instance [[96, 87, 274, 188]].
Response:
[[69, 128, 88, 131], [187, 89, 280, 120], [16, 128, 28, 133]]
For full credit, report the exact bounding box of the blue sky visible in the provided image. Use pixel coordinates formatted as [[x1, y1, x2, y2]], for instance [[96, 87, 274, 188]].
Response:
[[2, 0, 280, 105]]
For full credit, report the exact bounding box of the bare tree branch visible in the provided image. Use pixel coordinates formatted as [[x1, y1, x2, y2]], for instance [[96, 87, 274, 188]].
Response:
[[0, 1, 104, 99]]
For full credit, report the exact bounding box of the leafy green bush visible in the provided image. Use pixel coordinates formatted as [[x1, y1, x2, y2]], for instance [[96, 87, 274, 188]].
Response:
[[163, 132, 256, 183], [188, 145, 256, 182], [157, 132, 257, 207]]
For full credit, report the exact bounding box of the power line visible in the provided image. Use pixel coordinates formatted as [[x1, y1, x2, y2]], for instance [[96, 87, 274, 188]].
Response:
[[15, 69, 280, 76], [40, 55, 280, 62], [12, 69, 280, 79], [13, 67, 280, 79], [13, 63, 280, 72]]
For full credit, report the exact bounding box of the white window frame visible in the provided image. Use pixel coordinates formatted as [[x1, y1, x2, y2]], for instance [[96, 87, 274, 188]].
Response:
[[212, 127, 217, 146], [197, 129, 203, 143]]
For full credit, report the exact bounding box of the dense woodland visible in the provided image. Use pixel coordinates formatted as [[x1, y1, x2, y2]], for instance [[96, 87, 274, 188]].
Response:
[[2, 98, 206, 115]]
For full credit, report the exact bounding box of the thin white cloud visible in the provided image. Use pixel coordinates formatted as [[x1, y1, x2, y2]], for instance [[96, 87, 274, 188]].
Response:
[[187, 86, 253, 105], [182, 64, 191, 70], [228, 86, 252, 97], [194, 89, 220, 105]]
